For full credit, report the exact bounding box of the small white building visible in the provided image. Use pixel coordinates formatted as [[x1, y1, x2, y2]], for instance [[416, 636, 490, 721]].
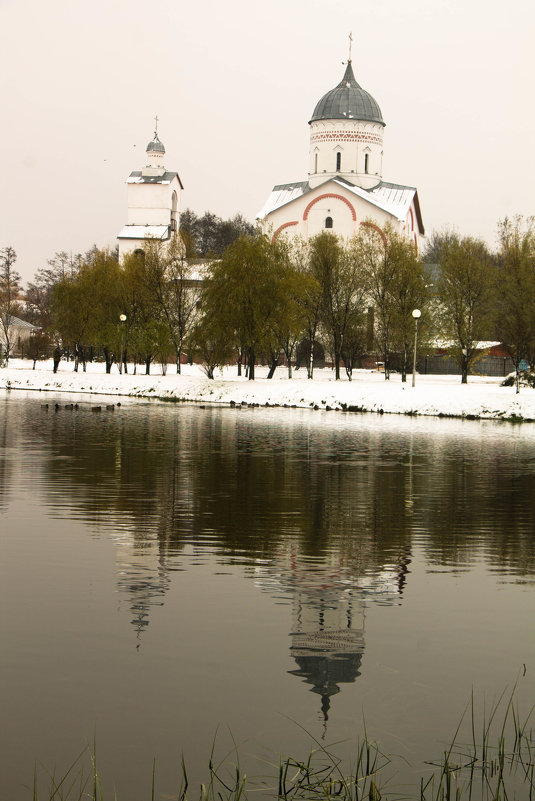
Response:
[[258, 60, 424, 247], [0, 315, 39, 358], [117, 129, 184, 260]]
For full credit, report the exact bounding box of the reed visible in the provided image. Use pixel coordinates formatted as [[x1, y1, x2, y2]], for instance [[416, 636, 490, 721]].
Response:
[[28, 688, 534, 801]]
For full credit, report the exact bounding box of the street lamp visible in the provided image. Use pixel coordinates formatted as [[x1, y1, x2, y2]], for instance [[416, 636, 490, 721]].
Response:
[[411, 309, 421, 387], [119, 314, 127, 374]]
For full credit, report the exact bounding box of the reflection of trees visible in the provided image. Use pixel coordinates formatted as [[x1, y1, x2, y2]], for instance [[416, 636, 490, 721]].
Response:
[[412, 434, 535, 576], [10, 401, 535, 637], [0, 397, 12, 510]]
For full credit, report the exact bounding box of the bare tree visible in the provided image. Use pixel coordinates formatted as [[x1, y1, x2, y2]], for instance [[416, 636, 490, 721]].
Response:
[[0, 247, 23, 365], [143, 237, 201, 373]]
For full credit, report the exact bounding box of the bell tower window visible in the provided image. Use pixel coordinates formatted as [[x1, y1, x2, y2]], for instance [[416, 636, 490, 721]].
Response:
[[336, 152, 341, 171], [364, 153, 369, 174], [315, 153, 318, 173]]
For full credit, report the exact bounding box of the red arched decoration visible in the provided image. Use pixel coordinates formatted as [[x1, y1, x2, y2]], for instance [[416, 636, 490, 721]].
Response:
[[272, 221, 299, 240], [303, 193, 357, 221], [359, 220, 387, 246]]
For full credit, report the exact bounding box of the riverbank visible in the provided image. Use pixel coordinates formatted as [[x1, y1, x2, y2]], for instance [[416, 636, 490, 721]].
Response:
[[1, 358, 535, 421]]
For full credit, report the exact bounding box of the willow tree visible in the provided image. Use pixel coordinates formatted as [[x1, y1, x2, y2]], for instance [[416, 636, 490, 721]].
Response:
[[355, 223, 399, 380], [142, 236, 201, 372], [52, 249, 122, 372], [309, 232, 368, 380], [200, 234, 291, 380], [494, 216, 535, 390], [386, 233, 429, 382], [434, 232, 494, 383]]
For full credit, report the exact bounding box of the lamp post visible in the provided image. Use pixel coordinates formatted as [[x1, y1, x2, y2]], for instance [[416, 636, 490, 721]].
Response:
[[411, 309, 421, 387], [119, 314, 127, 374]]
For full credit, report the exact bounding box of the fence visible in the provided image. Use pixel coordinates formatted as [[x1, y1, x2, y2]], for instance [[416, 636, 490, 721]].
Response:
[[418, 354, 515, 377]]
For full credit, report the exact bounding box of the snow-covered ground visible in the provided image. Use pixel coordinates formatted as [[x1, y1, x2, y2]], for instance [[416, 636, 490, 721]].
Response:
[[1, 358, 534, 421]]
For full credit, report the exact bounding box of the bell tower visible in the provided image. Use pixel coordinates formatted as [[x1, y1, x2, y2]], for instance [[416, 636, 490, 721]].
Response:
[[117, 121, 184, 259]]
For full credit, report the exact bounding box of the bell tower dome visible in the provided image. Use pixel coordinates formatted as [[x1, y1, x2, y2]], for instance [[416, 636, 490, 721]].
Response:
[[308, 61, 385, 190], [143, 118, 166, 177]]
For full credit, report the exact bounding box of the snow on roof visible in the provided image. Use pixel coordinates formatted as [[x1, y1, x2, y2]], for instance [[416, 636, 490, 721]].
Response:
[[256, 182, 309, 219], [127, 170, 183, 187], [358, 182, 416, 220], [257, 178, 421, 230], [117, 225, 170, 241], [7, 316, 38, 330], [433, 340, 503, 351]]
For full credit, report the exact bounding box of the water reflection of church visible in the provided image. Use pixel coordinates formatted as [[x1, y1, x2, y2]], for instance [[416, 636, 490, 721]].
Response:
[[254, 544, 408, 722]]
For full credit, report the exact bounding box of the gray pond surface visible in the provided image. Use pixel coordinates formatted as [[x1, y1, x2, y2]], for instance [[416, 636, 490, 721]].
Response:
[[0, 392, 534, 800]]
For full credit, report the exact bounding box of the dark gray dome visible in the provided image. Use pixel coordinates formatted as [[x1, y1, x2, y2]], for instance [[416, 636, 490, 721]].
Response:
[[147, 134, 165, 153], [310, 62, 385, 126]]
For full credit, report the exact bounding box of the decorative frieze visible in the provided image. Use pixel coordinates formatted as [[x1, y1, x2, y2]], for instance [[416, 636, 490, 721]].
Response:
[[310, 131, 383, 146]]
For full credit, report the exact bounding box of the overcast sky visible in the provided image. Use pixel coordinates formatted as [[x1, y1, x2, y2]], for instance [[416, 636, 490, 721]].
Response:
[[1, 0, 534, 283]]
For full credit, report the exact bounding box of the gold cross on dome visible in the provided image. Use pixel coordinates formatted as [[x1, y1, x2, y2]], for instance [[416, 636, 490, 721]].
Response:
[[154, 115, 159, 136], [349, 32, 353, 62]]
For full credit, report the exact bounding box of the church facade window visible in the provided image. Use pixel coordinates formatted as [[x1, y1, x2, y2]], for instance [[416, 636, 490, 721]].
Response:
[[364, 153, 369, 173], [336, 152, 341, 171], [325, 216, 333, 229]]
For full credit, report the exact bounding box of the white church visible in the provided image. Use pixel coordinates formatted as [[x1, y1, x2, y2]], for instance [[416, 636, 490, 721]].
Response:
[[117, 125, 183, 261], [117, 59, 424, 257], [257, 59, 424, 247]]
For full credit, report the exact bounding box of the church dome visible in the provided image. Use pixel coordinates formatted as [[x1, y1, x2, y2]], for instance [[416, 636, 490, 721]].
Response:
[[147, 134, 165, 154], [310, 61, 385, 126]]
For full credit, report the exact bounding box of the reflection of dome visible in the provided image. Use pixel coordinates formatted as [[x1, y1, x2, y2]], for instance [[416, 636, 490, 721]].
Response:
[[289, 651, 363, 720], [310, 61, 384, 126], [147, 134, 165, 153]]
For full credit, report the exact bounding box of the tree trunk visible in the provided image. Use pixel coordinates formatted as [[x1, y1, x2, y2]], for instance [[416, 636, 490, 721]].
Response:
[[104, 348, 113, 374], [383, 344, 390, 380], [248, 348, 255, 380], [401, 342, 408, 383], [145, 357, 151, 375]]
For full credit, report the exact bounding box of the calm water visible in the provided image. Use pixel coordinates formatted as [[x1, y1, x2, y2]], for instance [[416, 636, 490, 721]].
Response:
[[0, 392, 534, 800]]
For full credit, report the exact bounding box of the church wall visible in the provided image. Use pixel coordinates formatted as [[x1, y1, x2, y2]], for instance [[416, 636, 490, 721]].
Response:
[[126, 182, 176, 226], [265, 183, 408, 243]]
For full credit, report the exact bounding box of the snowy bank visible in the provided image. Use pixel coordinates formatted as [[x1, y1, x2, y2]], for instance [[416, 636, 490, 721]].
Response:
[[1, 359, 534, 421]]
